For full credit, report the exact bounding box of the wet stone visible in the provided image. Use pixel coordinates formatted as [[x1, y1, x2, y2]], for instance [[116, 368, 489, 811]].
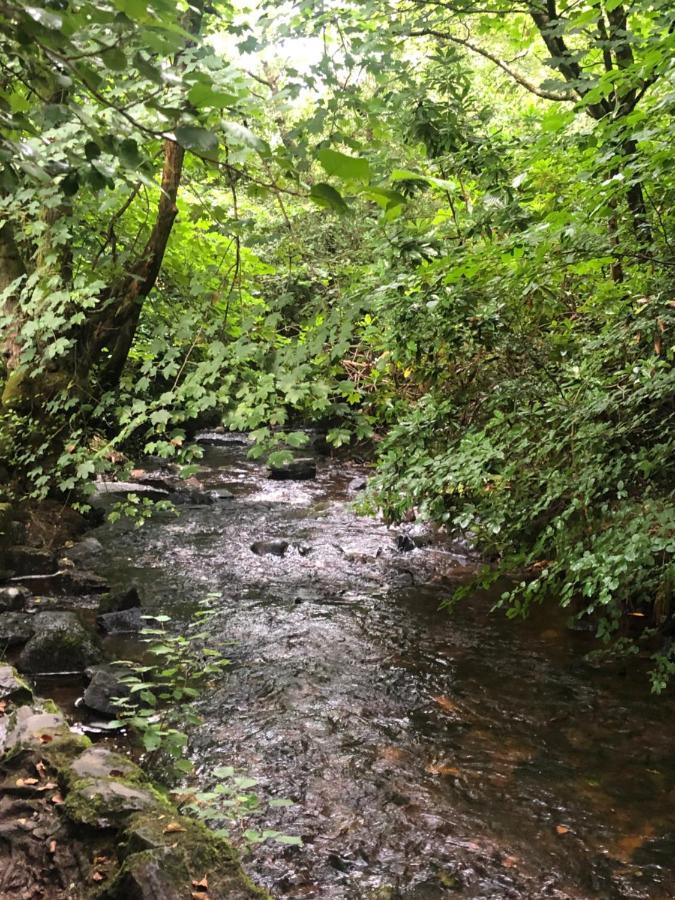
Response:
[[251, 540, 289, 557], [0, 585, 31, 612], [267, 457, 317, 480], [64, 778, 164, 829], [98, 585, 142, 615], [97, 606, 142, 634], [17, 611, 102, 674], [0, 664, 32, 704], [1, 704, 71, 753], [3, 546, 56, 576], [0, 612, 35, 647], [83, 664, 132, 716], [10, 568, 109, 596], [70, 747, 139, 781]]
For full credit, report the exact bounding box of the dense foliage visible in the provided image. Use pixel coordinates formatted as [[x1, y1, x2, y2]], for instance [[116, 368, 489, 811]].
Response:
[[1, 0, 673, 687]]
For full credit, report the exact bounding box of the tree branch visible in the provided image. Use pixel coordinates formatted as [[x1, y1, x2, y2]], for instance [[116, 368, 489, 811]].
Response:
[[406, 28, 575, 101]]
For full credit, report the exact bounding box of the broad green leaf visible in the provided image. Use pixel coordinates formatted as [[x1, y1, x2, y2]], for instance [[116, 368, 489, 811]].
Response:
[[310, 182, 349, 213], [174, 125, 219, 153], [317, 148, 370, 182]]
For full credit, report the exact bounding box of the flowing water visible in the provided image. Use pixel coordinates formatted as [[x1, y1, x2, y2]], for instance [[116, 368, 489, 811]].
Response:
[[73, 436, 674, 899]]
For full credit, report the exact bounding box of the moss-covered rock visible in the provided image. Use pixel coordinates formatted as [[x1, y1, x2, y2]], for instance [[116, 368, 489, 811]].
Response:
[[0, 663, 32, 704], [64, 777, 170, 829], [17, 610, 102, 673]]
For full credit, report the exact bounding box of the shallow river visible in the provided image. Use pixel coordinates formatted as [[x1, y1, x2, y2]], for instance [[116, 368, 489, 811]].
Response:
[[79, 437, 675, 899]]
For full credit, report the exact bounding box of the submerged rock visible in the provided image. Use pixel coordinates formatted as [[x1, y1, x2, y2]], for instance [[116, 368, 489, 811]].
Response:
[[18, 611, 102, 674], [267, 457, 317, 480], [251, 540, 289, 557], [83, 664, 132, 717]]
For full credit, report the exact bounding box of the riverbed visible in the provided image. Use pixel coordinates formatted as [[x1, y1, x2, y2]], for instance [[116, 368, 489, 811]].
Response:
[[67, 436, 675, 899]]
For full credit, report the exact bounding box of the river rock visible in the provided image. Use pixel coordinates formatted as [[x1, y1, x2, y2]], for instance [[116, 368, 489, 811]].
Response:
[[64, 777, 165, 829], [0, 664, 32, 704], [62, 536, 103, 563], [98, 585, 142, 615], [105, 849, 190, 900], [97, 606, 142, 634], [267, 457, 317, 480], [348, 475, 368, 493], [0, 612, 35, 647], [70, 747, 139, 781], [1, 704, 73, 754], [395, 534, 416, 552], [211, 487, 236, 500], [3, 546, 56, 576], [0, 585, 31, 611], [83, 664, 132, 716], [251, 540, 289, 557], [17, 611, 102, 674], [10, 568, 109, 596]]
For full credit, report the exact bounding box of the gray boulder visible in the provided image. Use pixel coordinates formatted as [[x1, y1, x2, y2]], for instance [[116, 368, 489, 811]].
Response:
[[83, 665, 132, 717], [251, 540, 289, 557], [267, 457, 317, 480], [0, 612, 35, 647], [18, 611, 102, 674], [97, 607, 142, 634]]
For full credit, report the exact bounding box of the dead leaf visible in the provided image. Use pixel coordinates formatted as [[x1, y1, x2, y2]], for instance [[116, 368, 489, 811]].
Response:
[[501, 856, 518, 868], [191, 894, 209, 900], [35, 761, 47, 778], [48, 840, 57, 854], [39, 734, 54, 743], [50, 793, 64, 805], [555, 824, 571, 835], [432, 695, 460, 714], [192, 875, 208, 891], [16, 777, 39, 786], [91, 871, 104, 883], [164, 822, 186, 834], [425, 763, 461, 777]]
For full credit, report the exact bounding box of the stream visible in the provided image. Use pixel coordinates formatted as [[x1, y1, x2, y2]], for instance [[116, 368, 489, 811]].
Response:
[[57, 436, 675, 899]]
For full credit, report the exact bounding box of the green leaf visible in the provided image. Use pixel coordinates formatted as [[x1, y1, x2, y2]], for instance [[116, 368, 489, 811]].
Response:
[[317, 148, 370, 182], [174, 125, 219, 154], [188, 83, 236, 109], [118, 138, 142, 168], [221, 121, 269, 155], [24, 5, 62, 29], [310, 183, 349, 214]]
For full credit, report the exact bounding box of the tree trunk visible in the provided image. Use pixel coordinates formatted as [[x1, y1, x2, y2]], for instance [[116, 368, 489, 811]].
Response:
[[0, 222, 26, 372]]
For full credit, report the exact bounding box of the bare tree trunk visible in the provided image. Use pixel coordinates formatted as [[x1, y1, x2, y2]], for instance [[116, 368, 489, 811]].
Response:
[[85, 137, 186, 388]]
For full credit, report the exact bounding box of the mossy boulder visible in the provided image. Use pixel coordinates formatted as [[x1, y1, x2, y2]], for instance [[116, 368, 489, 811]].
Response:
[[64, 777, 169, 829], [103, 811, 269, 900], [17, 611, 102, 674], [1, 703, 89, 756], [2, 545, 57, 576], [0, 664, 32, 704]]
